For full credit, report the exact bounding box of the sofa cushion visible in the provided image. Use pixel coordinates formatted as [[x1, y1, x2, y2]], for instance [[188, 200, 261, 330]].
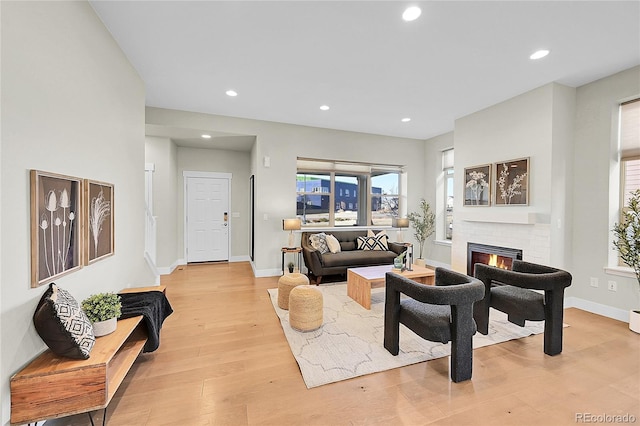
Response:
[[325, 234, 341, 253], [356, 231, 388, 251], [309, 233, 329, 254], [322, 250, 396, 268], [340, 241, 356, 251], [33, 283, 96, 359]]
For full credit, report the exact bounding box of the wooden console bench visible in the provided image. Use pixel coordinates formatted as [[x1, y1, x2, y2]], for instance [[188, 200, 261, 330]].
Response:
[[10, 285, 166, 425]]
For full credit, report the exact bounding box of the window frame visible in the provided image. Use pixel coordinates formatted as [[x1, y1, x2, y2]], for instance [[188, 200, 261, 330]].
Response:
[[296, 159, 404, 228]]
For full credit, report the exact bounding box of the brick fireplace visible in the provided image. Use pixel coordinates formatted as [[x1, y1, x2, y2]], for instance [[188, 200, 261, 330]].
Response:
[[451, 218, 550, 274], [467, 242, 523, 276]]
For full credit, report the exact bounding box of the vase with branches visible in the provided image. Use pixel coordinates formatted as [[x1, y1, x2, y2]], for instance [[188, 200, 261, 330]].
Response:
[[408, 199, 436, 262], [613, 188, 640, 333]]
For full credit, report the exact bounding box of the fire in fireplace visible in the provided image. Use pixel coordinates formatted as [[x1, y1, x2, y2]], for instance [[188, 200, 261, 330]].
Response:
[[467, 243, 523, 276]]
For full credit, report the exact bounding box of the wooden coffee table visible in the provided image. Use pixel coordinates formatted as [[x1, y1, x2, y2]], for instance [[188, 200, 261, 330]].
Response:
[[347, 264, 436, 309]]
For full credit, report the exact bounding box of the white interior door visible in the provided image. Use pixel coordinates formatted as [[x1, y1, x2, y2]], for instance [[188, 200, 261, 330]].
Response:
[[186, 176, 230, 262]]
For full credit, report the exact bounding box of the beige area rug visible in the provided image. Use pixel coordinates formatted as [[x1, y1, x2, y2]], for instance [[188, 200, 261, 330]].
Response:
[[268, 283, 547, 388]]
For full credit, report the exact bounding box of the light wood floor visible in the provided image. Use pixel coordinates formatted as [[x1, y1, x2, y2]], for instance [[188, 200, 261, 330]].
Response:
[[49, 262, 639, 426]]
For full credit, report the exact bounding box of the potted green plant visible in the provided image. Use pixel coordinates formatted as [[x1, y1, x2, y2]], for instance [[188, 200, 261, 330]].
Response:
[[81, 292, 122, 337], [613, 189, 640, 333], [287, 261, 295, 273], [408, 199, 436, 267]]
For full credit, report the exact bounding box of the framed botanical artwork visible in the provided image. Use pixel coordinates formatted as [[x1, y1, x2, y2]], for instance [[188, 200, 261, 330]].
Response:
[[494, 158, 529, 206], [30, 170, 83, 287], [84, 180, 114, 264], [464, 164, 491, 206]]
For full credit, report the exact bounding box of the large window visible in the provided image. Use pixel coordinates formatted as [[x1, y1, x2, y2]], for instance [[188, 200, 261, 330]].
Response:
[[296, 159, 403, 227], [443, 149, 454, 240], [618, 99, 640, 266]]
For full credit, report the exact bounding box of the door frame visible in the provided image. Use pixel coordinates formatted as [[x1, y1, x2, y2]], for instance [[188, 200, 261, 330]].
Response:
[[183, 171, 232, 262]]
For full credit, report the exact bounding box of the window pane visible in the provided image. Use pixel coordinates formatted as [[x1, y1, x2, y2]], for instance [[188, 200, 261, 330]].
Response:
[[335, 175, 358, 226], [297, 173, 331, 226], [445, 169, 454, 240], [296, 173, 330, 193], [371, 172, 399, 226], [297, 194, 330, 226], [623, 158, 640, 206]]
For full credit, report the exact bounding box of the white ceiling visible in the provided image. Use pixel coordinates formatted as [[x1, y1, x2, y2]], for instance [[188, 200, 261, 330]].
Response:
[[91, 1, 640, 141]]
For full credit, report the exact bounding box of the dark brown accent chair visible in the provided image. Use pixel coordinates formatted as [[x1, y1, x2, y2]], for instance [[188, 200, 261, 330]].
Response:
[[473, 260, 572, 356], [384, 268, 485, 382]]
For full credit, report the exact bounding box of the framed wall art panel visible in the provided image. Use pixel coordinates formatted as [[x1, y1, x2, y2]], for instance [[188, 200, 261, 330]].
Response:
[[494, 158, 529, 206], [464, 164, 491, 206], [84, 180, 114, 265], [30, 170, 83, 287]]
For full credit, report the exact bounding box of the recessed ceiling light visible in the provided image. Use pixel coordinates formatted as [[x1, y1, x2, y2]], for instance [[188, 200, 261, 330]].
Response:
[[201, 134, 211, 139], [320, 105, 330, 111], [226, 90, 238, 97], [401, 118, 411, 123], [530, 49, 550, 60], [402, 6, 422, 22]]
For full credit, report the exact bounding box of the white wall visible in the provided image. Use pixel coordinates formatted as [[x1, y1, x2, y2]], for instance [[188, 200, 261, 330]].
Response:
[[570, 66, 640, 313], [0, 2, 155, 423], [145, 136, 178, 267], [451, 83, 566, 272], [176, 146, 251, 260], [146, 107, 426, 276]]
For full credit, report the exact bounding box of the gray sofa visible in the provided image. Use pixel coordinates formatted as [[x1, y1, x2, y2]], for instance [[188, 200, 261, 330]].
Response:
[[301, 230, 406, 284]]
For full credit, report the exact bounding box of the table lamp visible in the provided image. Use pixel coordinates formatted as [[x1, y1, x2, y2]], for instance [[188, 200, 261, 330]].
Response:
[[392, 217, 409, 243], [283, 218, 301, 248]]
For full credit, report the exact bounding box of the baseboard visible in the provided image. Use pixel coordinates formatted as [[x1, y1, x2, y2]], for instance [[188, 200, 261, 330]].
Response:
[[230, 255, 251, 263], [565, 296, 630, 323], [254, 267, 283, 278], [157, 259, 186, 276], [422, 258, 451, 269]]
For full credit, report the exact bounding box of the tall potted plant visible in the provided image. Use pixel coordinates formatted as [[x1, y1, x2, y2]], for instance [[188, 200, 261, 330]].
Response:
[[612, 189, 640, 333], [408, 199, 436, 267]]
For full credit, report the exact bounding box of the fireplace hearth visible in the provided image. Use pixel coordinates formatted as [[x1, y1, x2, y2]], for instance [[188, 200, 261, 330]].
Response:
[[467, 243, 523, 276]]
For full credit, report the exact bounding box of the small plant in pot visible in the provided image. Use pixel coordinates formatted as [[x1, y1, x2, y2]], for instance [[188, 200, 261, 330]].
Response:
[[612, 188, 640, 333], [408, 198, 436, 267], [81, 292, 122, 337], [287, 262, 295, 273]]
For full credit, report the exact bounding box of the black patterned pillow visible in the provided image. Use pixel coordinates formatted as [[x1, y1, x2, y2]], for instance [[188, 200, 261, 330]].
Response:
[[357, 232, 389, 251], [33, 283, 95, 359], [309, 233, 330, 254]]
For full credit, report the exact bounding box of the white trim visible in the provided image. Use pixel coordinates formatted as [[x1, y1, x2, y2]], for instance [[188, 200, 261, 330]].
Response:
[[183, 171, 232, 262], [144, 251, 160, 283], [604, 265, 636, 279], [230, 255, 251, 263], [183, 171, 232, 179], [434, 239, 452, 247], [157, 259, 186, 276], [565, 297, 630, 323], [145, 162, 155, 172], [254, 267, 283, 278]]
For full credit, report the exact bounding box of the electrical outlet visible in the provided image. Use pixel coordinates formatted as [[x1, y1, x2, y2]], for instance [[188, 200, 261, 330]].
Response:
[[590, 277, 599, 288], [607, 281, 617, 292]]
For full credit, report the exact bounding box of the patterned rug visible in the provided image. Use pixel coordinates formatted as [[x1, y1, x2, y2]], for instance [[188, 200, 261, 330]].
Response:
[[267, 283, 547, 388]]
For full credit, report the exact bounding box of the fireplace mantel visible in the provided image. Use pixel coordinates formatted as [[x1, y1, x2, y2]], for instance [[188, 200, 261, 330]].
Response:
[[457, 211, 549, 225]]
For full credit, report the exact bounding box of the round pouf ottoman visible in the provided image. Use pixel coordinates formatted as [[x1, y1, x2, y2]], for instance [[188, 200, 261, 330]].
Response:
[[289, 285, 323, 332], [277, 273, 310, 310]]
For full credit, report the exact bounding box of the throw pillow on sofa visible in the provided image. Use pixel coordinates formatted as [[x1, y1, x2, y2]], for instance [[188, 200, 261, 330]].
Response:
[[357, 230, 389, 251], [325, 234, 341, 253], [309, 233, 330, 254], [33, 283, 96, 359]]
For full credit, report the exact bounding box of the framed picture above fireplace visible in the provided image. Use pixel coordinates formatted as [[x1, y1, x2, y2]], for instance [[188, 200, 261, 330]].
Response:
[[464, 164, 491, 206], [494, 157, 529, 206]]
